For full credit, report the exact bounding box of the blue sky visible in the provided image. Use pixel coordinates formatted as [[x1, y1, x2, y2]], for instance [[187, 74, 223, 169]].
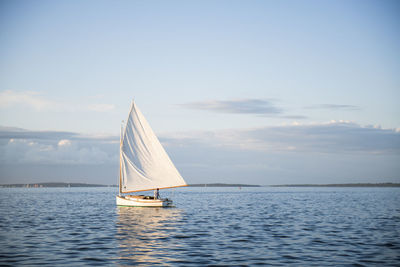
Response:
[[0, 0, 399, 185]]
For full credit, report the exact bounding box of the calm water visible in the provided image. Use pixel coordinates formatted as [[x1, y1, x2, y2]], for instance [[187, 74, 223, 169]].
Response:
[[0, 187, 399, 266]]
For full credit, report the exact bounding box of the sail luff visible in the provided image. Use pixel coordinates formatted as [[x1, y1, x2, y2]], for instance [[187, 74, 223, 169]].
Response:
[[120, 101, 136, 193]]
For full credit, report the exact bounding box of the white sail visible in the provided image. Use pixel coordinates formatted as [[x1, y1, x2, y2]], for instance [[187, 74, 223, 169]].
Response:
[[120, 101, 187, 193]]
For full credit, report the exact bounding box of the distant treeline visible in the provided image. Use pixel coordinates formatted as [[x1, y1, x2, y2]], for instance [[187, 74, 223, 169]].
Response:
[[189, 183, 261, 187], [0, 183, 116, 188], [271, 183, 400, 187]]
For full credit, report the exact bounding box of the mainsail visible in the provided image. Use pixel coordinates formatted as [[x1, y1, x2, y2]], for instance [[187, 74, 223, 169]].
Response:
[[119, 101, 187, 193]]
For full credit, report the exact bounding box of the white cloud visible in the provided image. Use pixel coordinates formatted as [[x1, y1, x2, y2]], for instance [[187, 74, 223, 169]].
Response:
[[2, 122, 399, 167], [160, 122, 400, 184], [1, 124, 399, 184], [0, 90, 115, 113], [0, 90, 59, 111], [163, 121, 400, 154], [58, 139, 72, 147], [0, 129, 118, 165]]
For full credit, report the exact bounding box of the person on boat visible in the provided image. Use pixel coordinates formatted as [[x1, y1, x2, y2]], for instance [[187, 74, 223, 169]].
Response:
[[154, 188, 160, 199]]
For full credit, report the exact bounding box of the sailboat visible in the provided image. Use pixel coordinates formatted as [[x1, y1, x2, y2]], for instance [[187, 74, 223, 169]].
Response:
[[116, 100, 187, 207]]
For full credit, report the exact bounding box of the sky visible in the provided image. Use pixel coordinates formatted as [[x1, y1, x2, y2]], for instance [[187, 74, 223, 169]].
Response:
[[0, 0, 399, 185]]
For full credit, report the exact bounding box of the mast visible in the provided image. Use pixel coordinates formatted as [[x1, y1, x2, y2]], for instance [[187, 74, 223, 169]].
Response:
[[119, 120, 124, 195]]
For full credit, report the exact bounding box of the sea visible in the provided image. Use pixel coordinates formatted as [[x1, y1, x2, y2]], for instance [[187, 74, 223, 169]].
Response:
[[0, 186, 399, 266]]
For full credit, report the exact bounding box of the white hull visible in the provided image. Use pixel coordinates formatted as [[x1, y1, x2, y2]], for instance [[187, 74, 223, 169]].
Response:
[[116, 195, 174, 207]]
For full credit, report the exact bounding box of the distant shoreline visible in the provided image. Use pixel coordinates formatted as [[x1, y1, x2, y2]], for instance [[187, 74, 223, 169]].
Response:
[[270, 183, 400, 187], [0, 182, 116, 188], [189, 183, 261, 187], [0, 182, 261, 188], [1, 182, 399, 188]]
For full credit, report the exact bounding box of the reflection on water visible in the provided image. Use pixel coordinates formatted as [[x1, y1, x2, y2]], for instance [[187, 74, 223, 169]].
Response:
[[116, 207, 182, 265]]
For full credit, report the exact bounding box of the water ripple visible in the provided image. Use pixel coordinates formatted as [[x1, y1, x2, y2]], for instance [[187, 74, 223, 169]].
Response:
[[0, 187, 399, 266]]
